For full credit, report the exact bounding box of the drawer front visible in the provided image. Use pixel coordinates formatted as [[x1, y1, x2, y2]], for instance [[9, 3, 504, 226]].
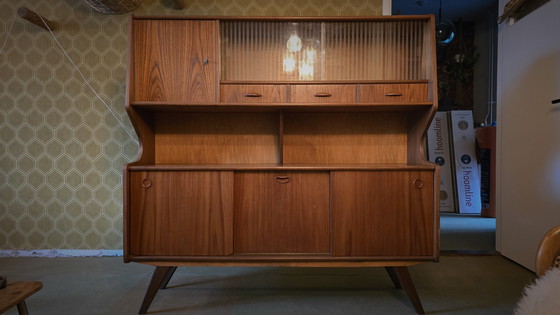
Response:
[[290, 85, 356, 103], [359, 83, 428, 103], [221, 85, 287, 103]]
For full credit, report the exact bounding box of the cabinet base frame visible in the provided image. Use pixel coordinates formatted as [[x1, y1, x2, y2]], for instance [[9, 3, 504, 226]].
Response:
[[137, 263, 425, 314]]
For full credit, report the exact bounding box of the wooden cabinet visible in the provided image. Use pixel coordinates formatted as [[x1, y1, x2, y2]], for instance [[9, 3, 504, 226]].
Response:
[[125, 15, 439, 314]]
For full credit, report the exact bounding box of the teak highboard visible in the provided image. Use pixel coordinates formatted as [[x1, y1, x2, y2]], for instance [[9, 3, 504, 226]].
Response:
[[124, 15, 440, 314]]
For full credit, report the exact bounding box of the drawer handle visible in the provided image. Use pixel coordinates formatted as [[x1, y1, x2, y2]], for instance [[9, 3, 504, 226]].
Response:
[[141, 178, 152, 188], [413, 179, 423, 189], [314, 93, 332, 98], [274, 176, 291, 184], [385, 93, 403, 97], [244, 93, 263, 98]]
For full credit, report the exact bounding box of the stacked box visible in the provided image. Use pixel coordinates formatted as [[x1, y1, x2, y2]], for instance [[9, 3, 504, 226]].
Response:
[[427, 111, 456, 212], [449, 110, 482, 214]]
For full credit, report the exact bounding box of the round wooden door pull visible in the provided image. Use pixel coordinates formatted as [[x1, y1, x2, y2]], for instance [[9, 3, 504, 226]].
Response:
[[141, 178, 152, 188], [413, 179, 423, 189]]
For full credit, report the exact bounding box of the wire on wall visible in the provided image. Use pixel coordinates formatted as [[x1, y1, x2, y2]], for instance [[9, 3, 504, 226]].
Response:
[[35, 13, 140, 146], [0, 18, 15, 55]]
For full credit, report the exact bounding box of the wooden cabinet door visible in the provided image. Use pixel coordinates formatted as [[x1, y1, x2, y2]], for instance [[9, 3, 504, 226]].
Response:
[[332, 171, 436, 257], [234, 172, 330, 254], [129, 171, 233, 256], [132, 19, 218, 103]]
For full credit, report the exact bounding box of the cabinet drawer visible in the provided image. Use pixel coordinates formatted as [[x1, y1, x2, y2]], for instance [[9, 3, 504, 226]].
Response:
[[290, 85, 356, 103], [234, 171, 330, 254], [221, 85, 287, 103], [359, 83, 428, 103]]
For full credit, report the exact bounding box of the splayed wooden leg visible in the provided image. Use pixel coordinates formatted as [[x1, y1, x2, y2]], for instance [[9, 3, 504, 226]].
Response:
[[139, 266, 177, 314]]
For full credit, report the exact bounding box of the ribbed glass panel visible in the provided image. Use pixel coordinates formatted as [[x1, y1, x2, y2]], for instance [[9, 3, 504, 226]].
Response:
[[221, 20, 427, 81]]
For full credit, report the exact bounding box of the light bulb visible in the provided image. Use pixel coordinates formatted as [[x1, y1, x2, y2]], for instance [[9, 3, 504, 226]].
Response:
[[299, 63, 314, 80], [283, 56, 296, 72], [305, 47, 316, 64], [287, 33, 302, 52]]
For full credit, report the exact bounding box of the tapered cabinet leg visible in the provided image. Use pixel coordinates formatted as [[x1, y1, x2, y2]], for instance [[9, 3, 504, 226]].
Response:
[[388, 266, 425, 314], [385, 266, 401, 289], [159, 266, 177, 289], [139, 266, 177, 314]]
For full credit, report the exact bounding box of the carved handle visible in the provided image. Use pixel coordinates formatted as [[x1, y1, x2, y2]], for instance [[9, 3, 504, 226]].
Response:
[[314, 93, 332, 98], [413, 179, 423, 189], [274, 176, 291, 184], [244, 93, 263, 98], [141, 178, 152, 188], [385, 93, 403, 97]]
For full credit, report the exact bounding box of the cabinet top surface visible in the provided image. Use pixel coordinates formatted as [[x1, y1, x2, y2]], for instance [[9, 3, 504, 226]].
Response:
[[131, 15, 434, 22]]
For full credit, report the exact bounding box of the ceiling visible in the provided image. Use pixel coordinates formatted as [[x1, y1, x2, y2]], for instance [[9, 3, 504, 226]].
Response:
[[392, 0, 499, 21]]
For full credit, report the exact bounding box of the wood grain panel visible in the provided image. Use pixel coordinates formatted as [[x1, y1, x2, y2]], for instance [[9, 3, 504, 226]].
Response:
[[234, 171, 330, 253], [155, 112, 280, 164], [283, 113, 408, 164], [359, 83, 428, 103], [129, 171, 233, 256], [290, 85, 356, 103], [132, 19, 218, 103], [332, 171, 435, 257], [221, 85, 287, 103]]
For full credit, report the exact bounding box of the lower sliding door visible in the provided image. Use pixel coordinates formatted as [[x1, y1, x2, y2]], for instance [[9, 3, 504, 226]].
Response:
[[234, 171, 330, 254], [128, 171, 234, 256], [331, 170, 436, 257]]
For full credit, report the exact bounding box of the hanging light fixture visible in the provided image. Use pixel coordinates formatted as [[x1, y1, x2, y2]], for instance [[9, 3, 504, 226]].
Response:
[[436, 0, 455, 45]]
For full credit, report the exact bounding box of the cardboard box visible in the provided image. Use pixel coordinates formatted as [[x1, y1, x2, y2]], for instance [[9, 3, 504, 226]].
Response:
[[449, 110, 482, 214], [427, 111, 456, 212]]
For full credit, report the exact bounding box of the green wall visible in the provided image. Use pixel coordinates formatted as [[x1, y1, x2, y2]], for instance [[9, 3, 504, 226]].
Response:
[[0, 0, 383, 251]]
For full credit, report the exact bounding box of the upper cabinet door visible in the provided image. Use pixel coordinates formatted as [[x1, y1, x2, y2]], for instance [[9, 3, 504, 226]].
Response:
[[132, 19, 219, 103]]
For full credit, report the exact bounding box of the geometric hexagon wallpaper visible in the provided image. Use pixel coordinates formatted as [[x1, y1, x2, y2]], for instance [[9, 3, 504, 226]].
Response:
[[0, 0, 382, 252]]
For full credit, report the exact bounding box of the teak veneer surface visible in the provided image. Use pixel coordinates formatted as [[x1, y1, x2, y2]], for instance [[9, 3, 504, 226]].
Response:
[[155, 112, 280, 164], [332, 171, 436, 257], [132, 19, 218, 103], [283, 112, 408, 164], [129, 171, 233, 256], [233, 171, 330, 254]]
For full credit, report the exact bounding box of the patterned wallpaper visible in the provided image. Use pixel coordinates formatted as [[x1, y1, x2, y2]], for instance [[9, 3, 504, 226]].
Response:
[[0, 0, 383, 251]]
